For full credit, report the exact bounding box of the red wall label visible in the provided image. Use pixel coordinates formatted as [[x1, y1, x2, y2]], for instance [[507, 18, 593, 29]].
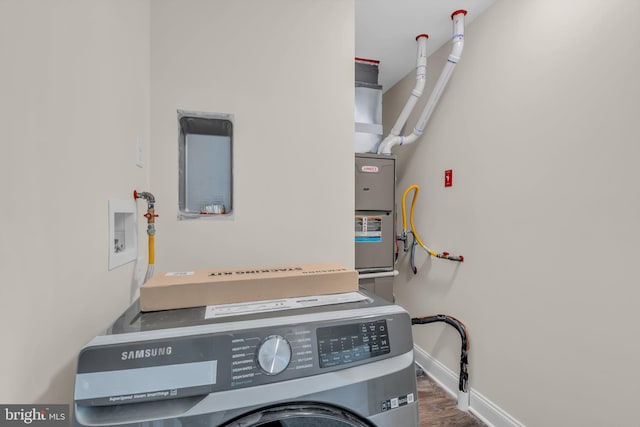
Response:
[[444, 169, 453, 187]]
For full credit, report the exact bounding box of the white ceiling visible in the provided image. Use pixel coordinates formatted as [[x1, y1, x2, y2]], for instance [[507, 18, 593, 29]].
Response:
[[355, 0, 497, 92]]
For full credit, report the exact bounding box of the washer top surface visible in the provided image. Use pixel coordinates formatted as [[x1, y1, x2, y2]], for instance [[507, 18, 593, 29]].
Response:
[[106, 289, 392, 336]]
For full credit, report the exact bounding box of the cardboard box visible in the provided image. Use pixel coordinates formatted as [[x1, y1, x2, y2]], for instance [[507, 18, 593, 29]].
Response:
[[140, 263, 359, 312]]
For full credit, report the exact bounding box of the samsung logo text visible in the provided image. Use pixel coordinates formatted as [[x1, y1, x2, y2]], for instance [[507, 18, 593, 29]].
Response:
[[121, 346, 173, 361]]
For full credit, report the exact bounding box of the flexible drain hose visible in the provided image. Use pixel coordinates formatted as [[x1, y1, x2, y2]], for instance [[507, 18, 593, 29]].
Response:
[[411, 315, 469, 392]]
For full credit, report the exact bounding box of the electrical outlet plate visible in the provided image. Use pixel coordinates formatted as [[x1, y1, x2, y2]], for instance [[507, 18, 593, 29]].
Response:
[[108, 199, 137, 270]]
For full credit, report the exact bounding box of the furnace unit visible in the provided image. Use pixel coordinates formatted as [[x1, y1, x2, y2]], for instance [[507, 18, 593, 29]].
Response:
[[355, 153, 396, 300]]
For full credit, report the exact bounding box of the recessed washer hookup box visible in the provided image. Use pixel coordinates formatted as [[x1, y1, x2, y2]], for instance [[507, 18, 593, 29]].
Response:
[[140, 263, 359, 312]]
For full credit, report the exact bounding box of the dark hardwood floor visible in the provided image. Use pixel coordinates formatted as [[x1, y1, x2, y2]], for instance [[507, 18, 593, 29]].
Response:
[[417, 373, 486, 427]]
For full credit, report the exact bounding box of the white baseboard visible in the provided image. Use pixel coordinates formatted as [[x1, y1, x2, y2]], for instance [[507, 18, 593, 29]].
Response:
[[413, 345, 526, 427]]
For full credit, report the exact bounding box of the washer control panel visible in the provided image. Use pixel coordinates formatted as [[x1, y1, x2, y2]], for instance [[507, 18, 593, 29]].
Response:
[[225, 316, 402, 390], [79, 309, 412, 403], [317, 319, 390, 368]]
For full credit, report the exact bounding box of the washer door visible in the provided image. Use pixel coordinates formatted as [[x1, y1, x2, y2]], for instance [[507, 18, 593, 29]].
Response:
[[221, 403, 374, 427]]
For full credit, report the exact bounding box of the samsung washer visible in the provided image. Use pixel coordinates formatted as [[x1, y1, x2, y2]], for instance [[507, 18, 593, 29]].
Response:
[[73, 290, 419, 427]]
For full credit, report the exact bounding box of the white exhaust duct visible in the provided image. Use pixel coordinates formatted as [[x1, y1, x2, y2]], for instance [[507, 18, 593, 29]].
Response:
[[386, 34, 429, 139], [378, 10, 467, 155]]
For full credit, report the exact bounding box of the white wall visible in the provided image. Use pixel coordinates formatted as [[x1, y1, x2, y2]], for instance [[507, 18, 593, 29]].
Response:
[[150, 0, 355, 271], [0, 0, 354, 405], [384, 0, 640, 425], [0, 1, 150, 403]]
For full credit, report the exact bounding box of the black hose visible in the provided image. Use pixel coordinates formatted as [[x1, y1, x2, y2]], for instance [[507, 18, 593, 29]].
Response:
[[411, 315, 469, 392]]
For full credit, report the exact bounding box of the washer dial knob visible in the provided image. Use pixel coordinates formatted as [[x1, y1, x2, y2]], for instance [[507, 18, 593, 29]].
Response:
[[257, 335, 291, 375]]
